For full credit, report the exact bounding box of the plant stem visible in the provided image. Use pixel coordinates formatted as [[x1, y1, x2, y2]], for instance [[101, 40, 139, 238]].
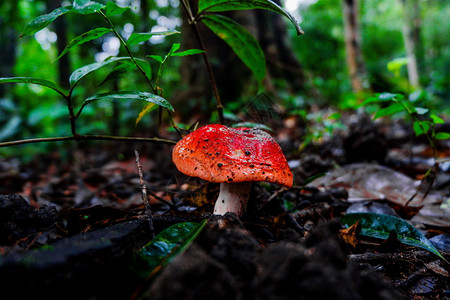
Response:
[[134, 149, 155, 239], [63, 94, 79, 137], [0, 135, 176, 147], [180, 0, 224, 124], [98, 11, 157, 94]]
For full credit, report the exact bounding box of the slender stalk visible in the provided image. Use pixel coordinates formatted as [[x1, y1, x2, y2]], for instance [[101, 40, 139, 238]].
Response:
[[63, 93, 79, 137], [0, 135, 176, 147], [98, 11, 157, 94], [135, 149, 155, 239], [180, 0, 224, 124]]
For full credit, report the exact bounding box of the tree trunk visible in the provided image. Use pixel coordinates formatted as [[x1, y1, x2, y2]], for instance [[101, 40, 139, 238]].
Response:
[[0, 1, 18, 97], [342, 0, 367, 93], [400, 0, 422, 88], [48, 0, 71, 89], [139, 0, 152, 57], [256, 0, 305, 94]]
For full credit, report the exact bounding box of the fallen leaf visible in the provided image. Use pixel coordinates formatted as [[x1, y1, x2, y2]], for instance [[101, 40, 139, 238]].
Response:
[[340, 220, 360, 248]]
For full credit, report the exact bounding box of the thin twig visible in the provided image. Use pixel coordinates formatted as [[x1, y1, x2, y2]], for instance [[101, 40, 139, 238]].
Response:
[[98, 10, 157, 94], [134, 149, 155, 239], [348, 250, 449, 264], [0, 134, 176, 147]]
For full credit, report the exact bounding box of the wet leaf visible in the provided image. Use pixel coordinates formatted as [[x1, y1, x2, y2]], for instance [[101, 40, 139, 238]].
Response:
[[69, 57, 131, 87], [435, 132, 450, 140], [83, 91, 174, 111], [97, 62, 135, 87], [148, 55, 163, 63], [430, 114, 444, 124], [378, 92, 399, 101], [171, 49, 205, 56], [341, 213, 446, 260], [135, 59, 152, 81], [202, 14, 266, 81], [105, 1, 129, 16], [197, 0, 303, 35], [130, 220, 208, 278], [0, 77, 64, 96], [413, 121, 431, 136], [373, 102, 405, 119], [72, 0, 105, 15], [56, 28, 112, 61], [20, 6, 71, 37], [413, 107, 429, 115], [127, 30, 179, 45]]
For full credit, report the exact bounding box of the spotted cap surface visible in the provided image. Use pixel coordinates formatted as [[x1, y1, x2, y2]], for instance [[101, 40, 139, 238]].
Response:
[[172, 124, 293, 187]]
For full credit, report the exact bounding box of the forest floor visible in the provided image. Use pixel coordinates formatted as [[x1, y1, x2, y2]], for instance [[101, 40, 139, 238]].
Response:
[[0, 111, 449, 299]]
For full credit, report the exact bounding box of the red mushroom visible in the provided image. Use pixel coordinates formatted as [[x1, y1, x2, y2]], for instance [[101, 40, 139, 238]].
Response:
[[172, 124, 293, 216]]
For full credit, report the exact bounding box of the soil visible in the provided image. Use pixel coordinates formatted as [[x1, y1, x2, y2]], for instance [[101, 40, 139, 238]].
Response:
[[0, 113, 449, 299]]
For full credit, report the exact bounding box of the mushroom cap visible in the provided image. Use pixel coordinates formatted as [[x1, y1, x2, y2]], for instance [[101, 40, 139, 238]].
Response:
[[172, 124, 293, 187]]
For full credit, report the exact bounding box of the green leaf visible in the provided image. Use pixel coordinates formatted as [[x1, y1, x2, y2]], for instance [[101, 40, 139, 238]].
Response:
[[430, 114, 444, 124], [127, 30, 179, 45], [435, 132, 450, 140], [20, 6, 72, 37], [413, 107, 429, 115], [105, 1, 129, 16], [413, 121, 430, 136], [373, 102, 405, 119], [72, 0, 105, 14], [0, 116, 21, 141], [69, 57, 131, 87], [97, 62, 135, 87], [378, 92, 399, 101], [198, 0, 303, 35], [171, 49, 205, 57], [387, 57, 409, 77], [202, 14, 266, 81], [83, 91, 174, 112], [341, 213, 445, 260], [148, 55, 163, 63], [135, 58, 152, 81], [56, 28, 112, 61], [168, 43, 181, 54], [130, 220, 208, 278], [0, 77, 64, 96], [357, 96, 382, 108]]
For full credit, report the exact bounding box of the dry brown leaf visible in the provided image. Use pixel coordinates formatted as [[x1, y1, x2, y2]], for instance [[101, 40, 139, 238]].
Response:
[[340, 220, 361, 248]]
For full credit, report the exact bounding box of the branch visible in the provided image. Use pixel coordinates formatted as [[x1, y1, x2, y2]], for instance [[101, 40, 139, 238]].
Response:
[[0, 134, 176, 147], [348, 250, 449, 264]]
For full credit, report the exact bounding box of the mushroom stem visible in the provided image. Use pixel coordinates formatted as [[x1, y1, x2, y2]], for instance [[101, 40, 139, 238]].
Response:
[[213, 182, 252, 216]]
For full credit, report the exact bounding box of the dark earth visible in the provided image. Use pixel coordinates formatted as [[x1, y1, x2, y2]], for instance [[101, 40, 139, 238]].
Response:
[[0, 112, 449, 299]]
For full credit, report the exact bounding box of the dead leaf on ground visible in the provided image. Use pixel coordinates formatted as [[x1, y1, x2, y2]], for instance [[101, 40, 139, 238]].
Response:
[[308, 163, 445, 219], [340, 220, 360, 248]]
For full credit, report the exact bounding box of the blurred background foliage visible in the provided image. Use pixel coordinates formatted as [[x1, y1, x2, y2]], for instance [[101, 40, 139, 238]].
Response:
[[0, 0, 449, 160]]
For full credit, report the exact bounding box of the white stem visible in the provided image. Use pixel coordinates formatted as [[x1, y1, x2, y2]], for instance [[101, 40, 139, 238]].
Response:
[[213, 182, 252, 216]]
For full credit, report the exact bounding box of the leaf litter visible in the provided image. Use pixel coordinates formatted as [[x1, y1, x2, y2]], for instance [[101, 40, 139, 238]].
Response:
[[0, 111, 449, 299]]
